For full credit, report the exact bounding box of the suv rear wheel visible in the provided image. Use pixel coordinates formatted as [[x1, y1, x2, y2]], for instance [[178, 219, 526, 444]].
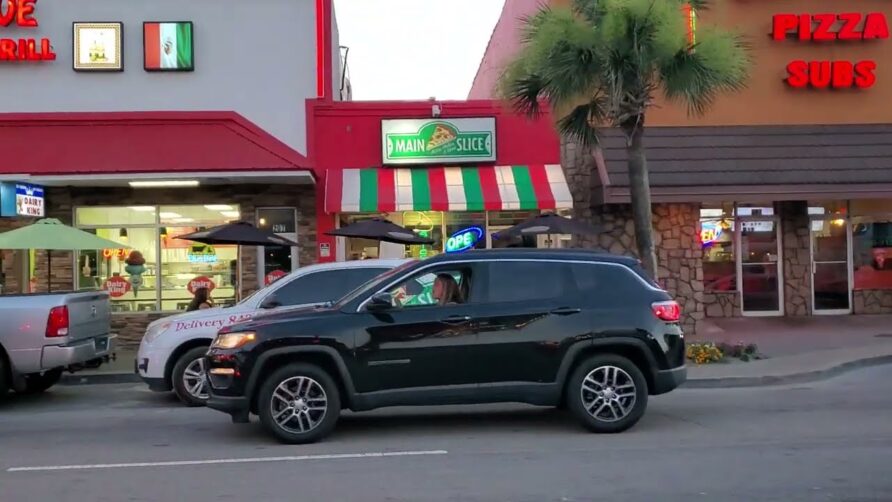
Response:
[[257, 363, 341, 444], [566, 354, 648, 434], [172, 347, 211, 407]]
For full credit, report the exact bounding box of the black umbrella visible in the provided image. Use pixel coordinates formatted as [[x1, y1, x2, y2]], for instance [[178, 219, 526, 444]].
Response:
[[176, 221, 298, 246], [492, 213, 599, 241], [326, 218, 434, 245]]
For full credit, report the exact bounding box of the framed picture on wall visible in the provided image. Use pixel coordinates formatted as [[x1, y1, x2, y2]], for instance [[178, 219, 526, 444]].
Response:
[[143, 22, 194, 71], [72, 22, 123, 71]]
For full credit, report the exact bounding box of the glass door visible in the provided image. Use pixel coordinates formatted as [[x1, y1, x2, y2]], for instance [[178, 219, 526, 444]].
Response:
[[810, 218, 852, 314], [737, 218, 783, 316], [256, 208, 298, 288]]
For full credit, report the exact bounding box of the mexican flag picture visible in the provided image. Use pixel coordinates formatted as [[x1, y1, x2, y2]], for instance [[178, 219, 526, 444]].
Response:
[[144, 22, 194, 71]]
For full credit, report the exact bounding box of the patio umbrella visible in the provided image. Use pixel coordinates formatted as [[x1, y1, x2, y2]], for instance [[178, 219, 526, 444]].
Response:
[[325, 218, 434, 245], [175, 221, 298, 247], [0, 218, 130, 292], [492, 213, 599, 248]]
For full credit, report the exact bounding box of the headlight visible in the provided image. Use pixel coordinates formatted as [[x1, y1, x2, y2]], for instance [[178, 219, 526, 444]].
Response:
[[144, 322, 171, 344], [211, 332, 256, 350]]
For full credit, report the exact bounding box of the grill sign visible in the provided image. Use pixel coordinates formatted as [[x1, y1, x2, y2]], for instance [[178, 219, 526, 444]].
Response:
[[0, 0, 57, 62]]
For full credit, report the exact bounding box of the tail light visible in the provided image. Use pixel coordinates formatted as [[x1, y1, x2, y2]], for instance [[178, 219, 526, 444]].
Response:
[[652, 301, 681, 322], [46, 306, 70, 337]]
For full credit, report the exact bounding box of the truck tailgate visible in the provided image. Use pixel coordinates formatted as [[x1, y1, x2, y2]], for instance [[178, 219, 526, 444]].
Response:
[[66, 292, 111, 342]]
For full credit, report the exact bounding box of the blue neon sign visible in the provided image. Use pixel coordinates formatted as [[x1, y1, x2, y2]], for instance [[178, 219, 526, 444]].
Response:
[[445, 226, 484, 253]]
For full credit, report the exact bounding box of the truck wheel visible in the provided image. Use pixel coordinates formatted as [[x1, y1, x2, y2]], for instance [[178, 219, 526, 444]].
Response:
[[172, 347, 211, 407], [20, 369, 63, 395], [566, 354, 648, 434], [257, 363, 341, 444]]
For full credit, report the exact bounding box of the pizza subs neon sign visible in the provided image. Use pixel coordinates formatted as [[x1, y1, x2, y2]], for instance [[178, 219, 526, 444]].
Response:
[[0, 0, 56, 62], [772, 12, 888, 89]]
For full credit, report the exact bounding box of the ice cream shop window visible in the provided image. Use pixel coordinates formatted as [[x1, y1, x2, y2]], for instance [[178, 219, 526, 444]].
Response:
[[75, 205, 240, 312]]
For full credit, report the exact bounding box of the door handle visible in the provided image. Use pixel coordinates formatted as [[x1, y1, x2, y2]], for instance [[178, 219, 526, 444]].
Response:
[[441, 315, 471, 324], [550, 307, 581, 316]]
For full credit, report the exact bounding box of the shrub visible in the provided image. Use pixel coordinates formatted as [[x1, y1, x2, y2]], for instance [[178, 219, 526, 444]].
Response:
[[686, 342, 724, 365]]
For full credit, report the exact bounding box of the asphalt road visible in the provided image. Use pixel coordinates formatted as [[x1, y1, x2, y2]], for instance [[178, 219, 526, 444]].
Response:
[[1, 366, 891, 502]]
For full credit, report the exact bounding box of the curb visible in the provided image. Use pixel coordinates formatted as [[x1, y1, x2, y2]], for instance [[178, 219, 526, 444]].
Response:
[[682, 354, 892, 389], [60, 356, 892, 389]]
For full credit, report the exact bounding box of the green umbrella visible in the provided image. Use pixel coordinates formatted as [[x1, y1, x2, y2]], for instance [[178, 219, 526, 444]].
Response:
[[0, 218, 129, 292]]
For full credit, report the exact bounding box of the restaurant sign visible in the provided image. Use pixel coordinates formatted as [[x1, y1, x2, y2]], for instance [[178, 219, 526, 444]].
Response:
[[382, 118, 496, 165], [0, 0, 56, 62], [0, 182, 44, 217]]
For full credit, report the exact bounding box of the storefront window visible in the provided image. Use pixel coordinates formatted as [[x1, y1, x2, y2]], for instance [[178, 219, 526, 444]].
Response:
[[257, 208, 298, 286], [701, 204, 735, 291], [402, 211, 443, 259], [76, 205, 239, 312], [853, 221, 892, 290], [444, 212, 486, 252]]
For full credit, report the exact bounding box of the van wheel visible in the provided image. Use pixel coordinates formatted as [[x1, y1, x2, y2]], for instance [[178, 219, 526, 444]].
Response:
[[172, 347, 211, 407], [566, 354, 648, 434], [20, 369, 63, 394], [257, 363, 340, 444]]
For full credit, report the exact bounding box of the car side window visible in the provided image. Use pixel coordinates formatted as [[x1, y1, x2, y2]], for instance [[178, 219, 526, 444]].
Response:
[[483, 261, 570, 303], [571, 263, 643, 307], [385, 267, 473, 308], [274, 268, 390, 306]]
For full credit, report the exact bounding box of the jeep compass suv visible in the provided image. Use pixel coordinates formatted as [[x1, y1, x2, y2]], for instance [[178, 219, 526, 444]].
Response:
[[206, 249, 687, 444]]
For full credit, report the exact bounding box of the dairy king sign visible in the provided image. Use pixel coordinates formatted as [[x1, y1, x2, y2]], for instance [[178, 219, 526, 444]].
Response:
[[187, 276, 216, 295], [15, 183, 43, 216]]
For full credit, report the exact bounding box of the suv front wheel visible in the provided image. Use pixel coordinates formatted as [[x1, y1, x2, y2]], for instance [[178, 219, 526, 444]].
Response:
[[566, 354, 648, 434], [257, 363, 341, 444]]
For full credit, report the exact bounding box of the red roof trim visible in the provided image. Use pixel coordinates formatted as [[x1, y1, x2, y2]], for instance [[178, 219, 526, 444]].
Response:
[[0, 111, 312, 177]]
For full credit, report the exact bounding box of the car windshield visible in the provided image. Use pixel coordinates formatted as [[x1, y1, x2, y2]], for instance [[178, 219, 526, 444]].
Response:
[[332, 261, 418, 308]]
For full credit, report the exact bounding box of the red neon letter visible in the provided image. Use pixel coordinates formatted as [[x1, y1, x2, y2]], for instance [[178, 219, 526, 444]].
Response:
[[863, 13, 890, 40], [772, 14, 797, 40], [854, 60, 877, 88], [0, 0, 15, 27], [785, 60, 809, 88], [15, 0, 36, 27], [811, 14, 837, 41], [0, 39, 16, 60], [40, 38, 55, 60], [831, 61, 854, 88], [798, 14, 811, 41], [809, 61, 832, 89], [837, 13, 862, 41]]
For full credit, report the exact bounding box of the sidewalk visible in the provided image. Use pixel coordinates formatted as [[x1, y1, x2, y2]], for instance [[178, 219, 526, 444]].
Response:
[[60, 315, 892, 388]]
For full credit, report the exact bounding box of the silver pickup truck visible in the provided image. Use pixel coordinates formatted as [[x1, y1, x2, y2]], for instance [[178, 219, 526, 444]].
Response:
[[0, 291, 115, 398]]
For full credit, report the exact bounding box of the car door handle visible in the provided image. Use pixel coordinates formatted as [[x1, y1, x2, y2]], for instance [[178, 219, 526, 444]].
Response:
[[442, 315, 471, 324], [550, 307, 581, 316]]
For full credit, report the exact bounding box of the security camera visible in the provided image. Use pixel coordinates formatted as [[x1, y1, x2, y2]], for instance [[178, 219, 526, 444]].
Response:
[[432, 104, 442, 117]]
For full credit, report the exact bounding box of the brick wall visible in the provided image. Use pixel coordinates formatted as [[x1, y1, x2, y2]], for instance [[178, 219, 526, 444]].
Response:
[[2, 183, 316, 345]]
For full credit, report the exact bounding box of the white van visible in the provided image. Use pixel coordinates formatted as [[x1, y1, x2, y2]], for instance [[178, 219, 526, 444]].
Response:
[[136, 259, 411, 406]]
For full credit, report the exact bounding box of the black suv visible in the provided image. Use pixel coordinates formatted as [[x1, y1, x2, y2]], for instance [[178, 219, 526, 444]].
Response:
[[206, 249, 686, 443]]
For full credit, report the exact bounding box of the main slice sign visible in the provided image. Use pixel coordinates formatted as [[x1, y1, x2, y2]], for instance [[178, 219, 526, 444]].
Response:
[[382, 118, 496, 165]]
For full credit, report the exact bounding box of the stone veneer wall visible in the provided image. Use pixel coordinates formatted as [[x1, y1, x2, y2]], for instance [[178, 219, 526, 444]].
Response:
[[780, 201, 811, 316], [853, 290, 892, 313], [703, 292, 740, 317], [1, 184, 316, 346]]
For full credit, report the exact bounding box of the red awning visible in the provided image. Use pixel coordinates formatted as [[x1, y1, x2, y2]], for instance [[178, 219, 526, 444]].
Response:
[[0, 112, 311, 176]]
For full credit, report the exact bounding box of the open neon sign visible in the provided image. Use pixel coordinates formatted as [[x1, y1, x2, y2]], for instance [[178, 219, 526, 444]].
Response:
[[445, 226, 483, 254], [700, 222, 722, 247]]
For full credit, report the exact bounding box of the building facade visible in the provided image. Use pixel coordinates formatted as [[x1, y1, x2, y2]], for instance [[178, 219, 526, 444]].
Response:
[[0, 0, 342, 345], [471, 0, 892, 332], [308, 100, 573, 262]]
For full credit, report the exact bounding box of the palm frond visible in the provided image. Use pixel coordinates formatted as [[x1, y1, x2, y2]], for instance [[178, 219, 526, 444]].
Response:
[[556, 99, 605, 149]]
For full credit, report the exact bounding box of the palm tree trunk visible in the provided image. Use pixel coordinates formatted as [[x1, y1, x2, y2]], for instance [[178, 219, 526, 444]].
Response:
[[624, 122, 658, 278]]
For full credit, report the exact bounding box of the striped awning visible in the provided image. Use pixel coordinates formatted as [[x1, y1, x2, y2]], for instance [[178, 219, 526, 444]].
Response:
[[325, 165, 573, 213]]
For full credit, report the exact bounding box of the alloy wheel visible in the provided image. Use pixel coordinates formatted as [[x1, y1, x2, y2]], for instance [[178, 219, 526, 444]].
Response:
[[269, 376, 328, 434], [580, 365, 637, 423], [182, 358, 209, 400]]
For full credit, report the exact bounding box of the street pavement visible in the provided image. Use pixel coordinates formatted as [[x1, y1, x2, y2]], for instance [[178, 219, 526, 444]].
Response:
[[2, 365, 892, 502]]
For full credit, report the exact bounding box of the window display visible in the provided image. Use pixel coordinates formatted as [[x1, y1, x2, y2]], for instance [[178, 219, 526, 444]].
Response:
[[76, 205, 240, 312], [700, 205, 735, 291]]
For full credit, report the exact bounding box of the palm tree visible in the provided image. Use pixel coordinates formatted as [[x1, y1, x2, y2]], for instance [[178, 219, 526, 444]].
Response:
[[501, 0, 750, 276]]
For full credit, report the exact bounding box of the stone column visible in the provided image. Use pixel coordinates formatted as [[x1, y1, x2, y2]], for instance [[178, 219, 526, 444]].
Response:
[[780, 201, 811, 316]]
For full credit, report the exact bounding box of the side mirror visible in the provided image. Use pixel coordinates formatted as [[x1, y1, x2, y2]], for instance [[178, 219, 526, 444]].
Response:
[[366, 292, 393, 311], [259, 294, 282, 310]]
